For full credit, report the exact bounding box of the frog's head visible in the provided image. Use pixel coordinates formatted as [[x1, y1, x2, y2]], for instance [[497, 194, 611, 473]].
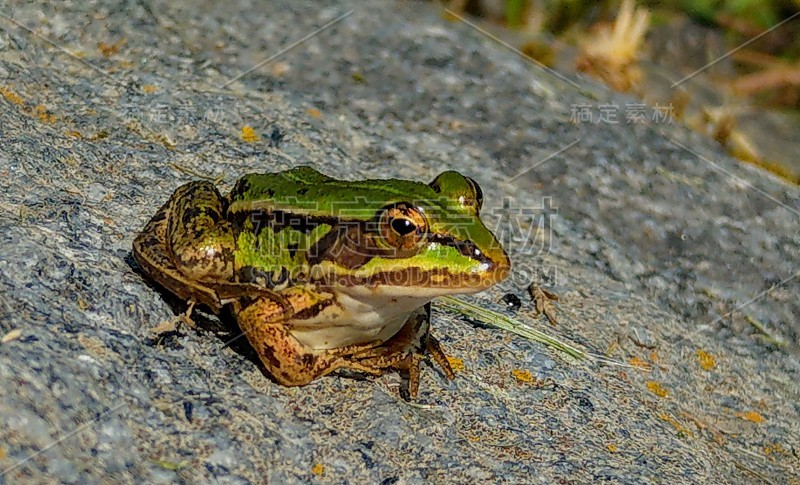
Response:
[[314, 170, 511, 297]]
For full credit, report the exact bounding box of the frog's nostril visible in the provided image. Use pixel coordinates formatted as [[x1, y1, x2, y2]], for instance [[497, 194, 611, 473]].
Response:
[[457, 239, 489, 263], [428, 235, 494, 266], [471, 244, 483, 259], [464, 240, 478, 258]]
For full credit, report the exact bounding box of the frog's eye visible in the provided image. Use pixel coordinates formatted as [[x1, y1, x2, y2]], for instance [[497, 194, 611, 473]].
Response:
[[378, 203, 427, 251], [391, 218, 416, 236]]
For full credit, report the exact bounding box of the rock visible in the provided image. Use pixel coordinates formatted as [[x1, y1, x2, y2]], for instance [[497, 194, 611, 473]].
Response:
[[1, 0, 797, 482]]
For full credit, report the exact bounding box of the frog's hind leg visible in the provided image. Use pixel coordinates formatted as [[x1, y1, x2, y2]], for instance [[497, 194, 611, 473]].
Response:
[[355, 303, 455, 398], [233, 297, 384, 387], [160, 182, 285, 305], [166, 181, 236, 286], [133, 186, 223, 311]]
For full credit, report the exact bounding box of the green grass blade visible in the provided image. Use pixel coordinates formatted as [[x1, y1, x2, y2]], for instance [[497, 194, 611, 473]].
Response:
[[438, 296, 586, 360]]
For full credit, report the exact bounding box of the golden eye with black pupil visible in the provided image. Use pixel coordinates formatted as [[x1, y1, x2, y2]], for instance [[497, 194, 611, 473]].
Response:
[[379, 203, 427, 251], [392, 218, 416, 236]]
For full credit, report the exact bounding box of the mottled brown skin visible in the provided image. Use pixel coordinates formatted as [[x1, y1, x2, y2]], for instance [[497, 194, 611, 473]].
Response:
[[134, 183, 270, 310], [133, 181, 453, 395], [231, 291, 385, 385]]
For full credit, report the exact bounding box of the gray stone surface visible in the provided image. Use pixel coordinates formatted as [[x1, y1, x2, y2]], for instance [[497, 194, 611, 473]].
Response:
[[1, 0, 798, 483]]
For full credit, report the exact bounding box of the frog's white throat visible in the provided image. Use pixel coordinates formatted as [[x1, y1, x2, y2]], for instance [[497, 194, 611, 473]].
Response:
[[289, 285, 461, 351]]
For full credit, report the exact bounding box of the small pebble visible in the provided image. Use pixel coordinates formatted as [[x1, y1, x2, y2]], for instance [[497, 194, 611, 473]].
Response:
[[500, 293, 522, 312]]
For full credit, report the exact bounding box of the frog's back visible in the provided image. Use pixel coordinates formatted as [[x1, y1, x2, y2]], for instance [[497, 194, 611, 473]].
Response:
[[227, 167, 446, 219], [229, 167, 332, 206]]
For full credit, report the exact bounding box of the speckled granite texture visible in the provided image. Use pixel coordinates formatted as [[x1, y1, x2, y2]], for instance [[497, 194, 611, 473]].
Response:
[[1, 1, 798, 483]]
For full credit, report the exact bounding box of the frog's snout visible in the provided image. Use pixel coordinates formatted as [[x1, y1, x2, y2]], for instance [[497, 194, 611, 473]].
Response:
[[482, 245, 511, 286]]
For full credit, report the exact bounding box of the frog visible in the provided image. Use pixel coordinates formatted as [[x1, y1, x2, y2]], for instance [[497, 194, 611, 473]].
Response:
[[133, 166, 510, 397]]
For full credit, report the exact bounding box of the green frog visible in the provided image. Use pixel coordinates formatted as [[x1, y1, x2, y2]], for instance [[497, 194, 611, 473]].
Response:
[[133, 166, 510, 397]]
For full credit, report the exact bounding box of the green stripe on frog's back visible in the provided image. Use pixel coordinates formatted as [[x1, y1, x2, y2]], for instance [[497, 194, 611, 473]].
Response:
[[234, 211, 333, 280], [227, 167, 462, 221]]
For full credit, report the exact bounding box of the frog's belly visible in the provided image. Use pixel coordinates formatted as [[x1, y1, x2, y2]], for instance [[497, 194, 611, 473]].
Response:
[[289, 288, 433, 350]]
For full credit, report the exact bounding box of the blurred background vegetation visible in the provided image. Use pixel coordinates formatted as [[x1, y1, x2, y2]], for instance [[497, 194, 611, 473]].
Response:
[[442, 0, 800, 182]]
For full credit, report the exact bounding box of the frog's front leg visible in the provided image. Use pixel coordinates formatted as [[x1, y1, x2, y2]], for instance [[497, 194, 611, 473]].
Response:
[[232, 291, 384, 386], [355, 304, 455, 398]]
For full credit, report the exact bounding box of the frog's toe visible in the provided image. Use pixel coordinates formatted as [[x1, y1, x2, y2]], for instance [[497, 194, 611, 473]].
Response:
[[338, 359, 386, 377], [150, 300, 198, 334], [356, 350, 408, 369], [357, 350, 425, 399], [426, 335, 455, 381], [329, 339, 383, 358], [382, 353, 423, 399]]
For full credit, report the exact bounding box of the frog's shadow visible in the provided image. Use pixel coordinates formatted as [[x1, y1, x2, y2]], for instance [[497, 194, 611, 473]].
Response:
[[126, 251, 377, 388]]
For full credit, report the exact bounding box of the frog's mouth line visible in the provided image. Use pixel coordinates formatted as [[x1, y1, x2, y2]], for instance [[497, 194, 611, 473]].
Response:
[[426, 234, 496, 267], [315, 265, 510, 293]]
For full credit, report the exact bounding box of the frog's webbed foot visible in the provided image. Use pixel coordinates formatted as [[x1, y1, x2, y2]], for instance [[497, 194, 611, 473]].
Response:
[[374, 336, 454, 399], [150, 300, 198, 334], [355, 304, 455, 399]]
